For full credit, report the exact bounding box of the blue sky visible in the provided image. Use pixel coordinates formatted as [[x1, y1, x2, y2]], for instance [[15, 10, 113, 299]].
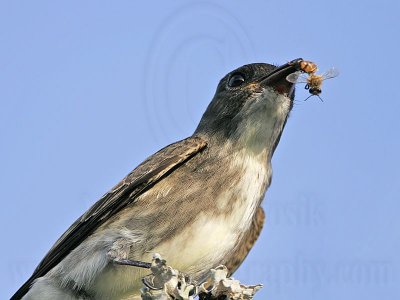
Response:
[[1, 1, 399, 299]]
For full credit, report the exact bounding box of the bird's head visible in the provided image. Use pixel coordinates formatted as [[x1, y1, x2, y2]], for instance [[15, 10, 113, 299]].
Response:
[[195, 59, 302, 156]]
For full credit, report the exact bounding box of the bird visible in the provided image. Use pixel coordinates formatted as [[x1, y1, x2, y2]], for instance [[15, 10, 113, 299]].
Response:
[[12, 58, 303, 300]]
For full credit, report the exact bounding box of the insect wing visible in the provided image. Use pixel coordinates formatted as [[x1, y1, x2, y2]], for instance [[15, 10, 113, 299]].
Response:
[[286, 71, 309, 84], [321, 67, 339, 80]]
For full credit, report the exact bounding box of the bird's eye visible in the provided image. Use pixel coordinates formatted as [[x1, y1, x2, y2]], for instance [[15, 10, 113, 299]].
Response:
[[228, 73, 245, 87]]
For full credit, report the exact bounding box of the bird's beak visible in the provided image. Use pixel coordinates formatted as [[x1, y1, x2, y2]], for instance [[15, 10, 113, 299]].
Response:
[[258, 58, 303, 97]]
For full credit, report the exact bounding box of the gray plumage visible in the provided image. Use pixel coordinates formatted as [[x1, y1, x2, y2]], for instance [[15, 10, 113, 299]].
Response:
[[12, 59, 302, 300]]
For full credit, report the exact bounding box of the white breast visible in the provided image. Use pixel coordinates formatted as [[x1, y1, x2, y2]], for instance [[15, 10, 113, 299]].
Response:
[[154, 151, 271, 276]]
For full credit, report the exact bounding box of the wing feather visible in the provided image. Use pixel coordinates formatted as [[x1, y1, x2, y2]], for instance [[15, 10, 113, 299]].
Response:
[[11, 136, 207, 300]]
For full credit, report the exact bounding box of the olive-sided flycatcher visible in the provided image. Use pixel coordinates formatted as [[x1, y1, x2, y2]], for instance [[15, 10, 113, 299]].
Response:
[[12, 58, 303, 300]]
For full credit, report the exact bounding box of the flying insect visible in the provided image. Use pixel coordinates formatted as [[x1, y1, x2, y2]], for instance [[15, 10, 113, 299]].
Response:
[[286, 67, 339, 101]]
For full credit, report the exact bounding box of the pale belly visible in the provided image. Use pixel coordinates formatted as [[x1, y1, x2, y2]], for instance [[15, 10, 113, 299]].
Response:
[[92, 153, 270, 299], [153, 213, 244, 277], [92, 208, 257, 300]]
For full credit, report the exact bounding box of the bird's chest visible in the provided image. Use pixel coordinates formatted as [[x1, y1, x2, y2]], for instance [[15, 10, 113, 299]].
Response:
[[155, 154, 270, 276]]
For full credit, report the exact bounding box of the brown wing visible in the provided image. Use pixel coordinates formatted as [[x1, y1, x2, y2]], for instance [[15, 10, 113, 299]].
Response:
[[11, 136, 207, 300], [225, 206, 265, 275]]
